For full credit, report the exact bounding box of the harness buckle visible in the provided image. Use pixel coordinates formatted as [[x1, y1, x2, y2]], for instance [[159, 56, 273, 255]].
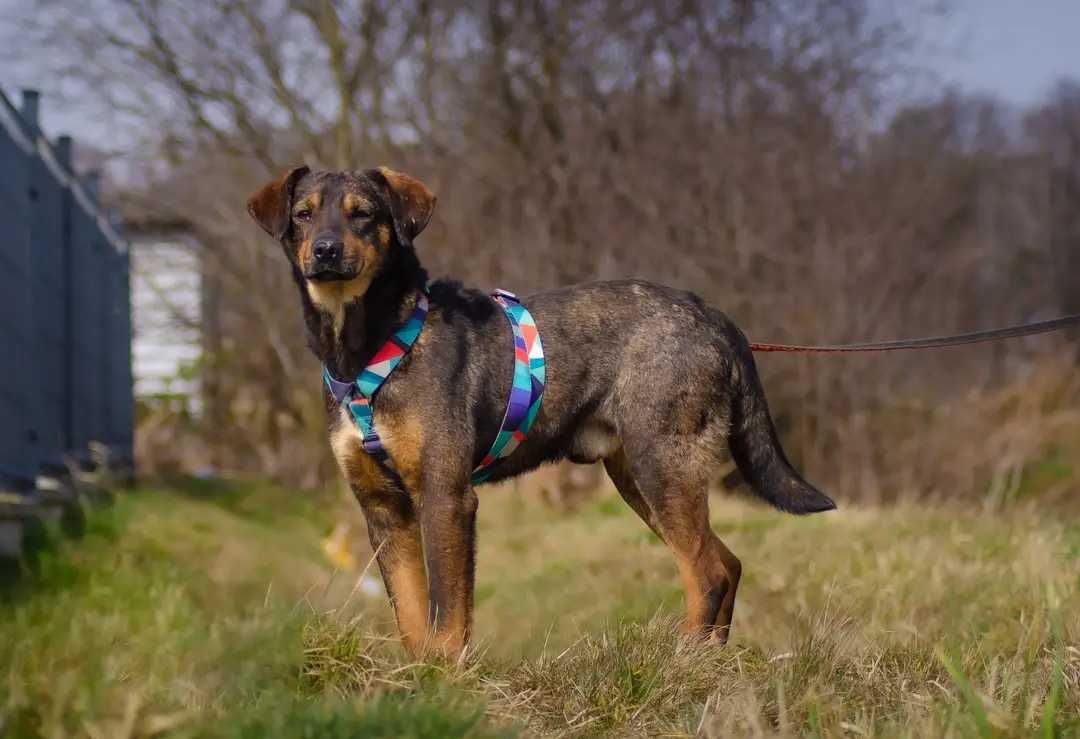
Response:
[[361, 432, 385, 455], [492, 288, 519, 303]]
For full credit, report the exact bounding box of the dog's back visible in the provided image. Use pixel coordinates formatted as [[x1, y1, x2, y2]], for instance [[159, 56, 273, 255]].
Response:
[[478, 279, 834, 515]]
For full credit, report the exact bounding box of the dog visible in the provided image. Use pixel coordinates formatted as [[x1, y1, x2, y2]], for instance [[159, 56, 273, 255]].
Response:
[[247, 166, 835, 657]]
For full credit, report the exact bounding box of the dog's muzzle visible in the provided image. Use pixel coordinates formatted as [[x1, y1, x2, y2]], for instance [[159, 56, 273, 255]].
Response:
[[306, 236, 359, 281]]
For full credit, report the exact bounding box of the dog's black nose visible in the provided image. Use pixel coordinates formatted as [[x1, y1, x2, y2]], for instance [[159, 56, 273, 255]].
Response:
[[313, 237, 343, 265]]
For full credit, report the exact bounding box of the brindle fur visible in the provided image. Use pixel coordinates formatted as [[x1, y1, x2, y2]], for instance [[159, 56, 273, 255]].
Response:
[[247, 167, 835, 657]]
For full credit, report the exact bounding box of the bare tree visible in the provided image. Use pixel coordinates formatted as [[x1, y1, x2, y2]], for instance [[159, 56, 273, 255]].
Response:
[[7, 0, 1076, 501]]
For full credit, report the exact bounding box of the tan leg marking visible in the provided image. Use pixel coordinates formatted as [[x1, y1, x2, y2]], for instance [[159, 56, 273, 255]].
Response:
[[605, 447, 742, 643], [330, 411, 430, 653]]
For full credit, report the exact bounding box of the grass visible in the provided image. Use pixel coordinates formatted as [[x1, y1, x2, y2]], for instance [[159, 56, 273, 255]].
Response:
[[1, 478, 1078, 737]]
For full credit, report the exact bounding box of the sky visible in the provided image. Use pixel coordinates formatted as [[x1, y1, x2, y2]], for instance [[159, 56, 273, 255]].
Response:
[[3, 0, 1079, 146], [933, 0, 1080, 105]]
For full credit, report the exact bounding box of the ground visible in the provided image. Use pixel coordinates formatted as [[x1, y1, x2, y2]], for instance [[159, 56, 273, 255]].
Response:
[[1, 478, 1078, 737]]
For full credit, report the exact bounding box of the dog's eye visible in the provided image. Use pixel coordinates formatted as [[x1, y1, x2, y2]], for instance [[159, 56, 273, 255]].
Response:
[[294, 209, 312, 222], [348, 209, 372, 220]]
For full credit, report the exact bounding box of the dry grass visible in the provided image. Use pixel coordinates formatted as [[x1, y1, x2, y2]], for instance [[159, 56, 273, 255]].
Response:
[[2, 476, 1078, 737], [310, 490, 1080, 737], [818, 359, 1080, 506]]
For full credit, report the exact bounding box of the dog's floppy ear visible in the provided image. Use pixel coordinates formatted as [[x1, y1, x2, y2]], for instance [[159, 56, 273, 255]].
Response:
[[369, 167, 436, 246], [246, 165, 311, 240]]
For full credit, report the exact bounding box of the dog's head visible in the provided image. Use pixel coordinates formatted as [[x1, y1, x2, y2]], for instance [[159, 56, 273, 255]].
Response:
[[247, 167, 435, 313]]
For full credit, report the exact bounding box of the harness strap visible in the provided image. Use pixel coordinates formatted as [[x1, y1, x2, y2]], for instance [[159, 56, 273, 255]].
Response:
[[471, 290, 546, 484], [322, 287, 546, 486], [323, 289, 430, 467]]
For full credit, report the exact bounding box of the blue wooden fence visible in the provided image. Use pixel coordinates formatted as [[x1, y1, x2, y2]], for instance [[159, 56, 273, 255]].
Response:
[[0, 88, 132, 493]]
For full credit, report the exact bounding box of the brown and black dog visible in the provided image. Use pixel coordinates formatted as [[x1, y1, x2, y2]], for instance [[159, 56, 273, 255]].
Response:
[[247, 167, 835, 657]]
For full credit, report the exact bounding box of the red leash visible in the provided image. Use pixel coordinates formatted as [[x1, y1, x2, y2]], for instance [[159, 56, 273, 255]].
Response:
[[750, 313, 1080, 353]]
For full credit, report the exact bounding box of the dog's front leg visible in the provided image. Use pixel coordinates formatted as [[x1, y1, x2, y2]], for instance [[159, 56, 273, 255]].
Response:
[[418, 473, 478, 659], [354, 487, 430, 654]]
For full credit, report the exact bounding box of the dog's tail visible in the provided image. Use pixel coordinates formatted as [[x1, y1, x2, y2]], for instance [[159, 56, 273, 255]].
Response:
[[728, 336, 836, 515]]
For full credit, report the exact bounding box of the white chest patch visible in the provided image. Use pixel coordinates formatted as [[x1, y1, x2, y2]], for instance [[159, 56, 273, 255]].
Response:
[[329, 406, 394, 473], [329, 408, 362, 473]]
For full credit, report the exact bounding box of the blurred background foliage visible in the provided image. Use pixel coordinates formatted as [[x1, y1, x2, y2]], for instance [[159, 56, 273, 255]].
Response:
[[5, 0, 1080, 503]]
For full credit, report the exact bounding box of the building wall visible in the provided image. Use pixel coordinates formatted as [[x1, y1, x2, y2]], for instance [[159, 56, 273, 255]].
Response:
[[129, 235, 202, 405]]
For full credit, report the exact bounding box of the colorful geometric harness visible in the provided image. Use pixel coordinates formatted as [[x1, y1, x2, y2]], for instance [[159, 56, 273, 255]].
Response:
[[473, 289, 546, 483], [322, 291, 430, 465], [322, 287, 545, 485]]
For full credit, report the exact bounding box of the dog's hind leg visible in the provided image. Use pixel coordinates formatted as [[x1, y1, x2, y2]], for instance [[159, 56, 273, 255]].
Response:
[[615, 447, 742, 644], [603, 447, 664, 541], [655, 478, 741, 643]]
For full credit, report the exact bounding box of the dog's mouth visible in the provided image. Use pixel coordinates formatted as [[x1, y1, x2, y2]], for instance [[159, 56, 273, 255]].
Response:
[[304, 266, 360, 282]]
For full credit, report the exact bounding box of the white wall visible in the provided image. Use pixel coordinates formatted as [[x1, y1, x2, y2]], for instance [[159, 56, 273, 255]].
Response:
[[129, 236, 202, 405]]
